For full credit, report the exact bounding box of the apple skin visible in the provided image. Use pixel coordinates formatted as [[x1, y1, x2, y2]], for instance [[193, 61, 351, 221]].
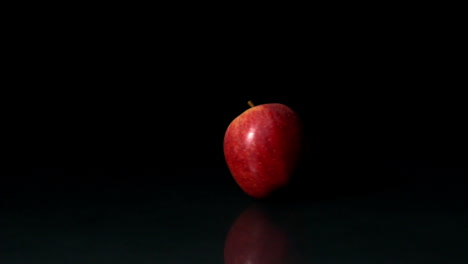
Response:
[[223, 103, 304, 198]]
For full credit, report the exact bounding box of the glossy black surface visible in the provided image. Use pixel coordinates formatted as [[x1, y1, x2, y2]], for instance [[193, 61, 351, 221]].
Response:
[[5, 10, 466, 263], [1, 167, 466, 263]]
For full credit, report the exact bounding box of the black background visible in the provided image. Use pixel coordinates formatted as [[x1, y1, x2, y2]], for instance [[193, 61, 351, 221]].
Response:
[[2, 9, 467, 263]]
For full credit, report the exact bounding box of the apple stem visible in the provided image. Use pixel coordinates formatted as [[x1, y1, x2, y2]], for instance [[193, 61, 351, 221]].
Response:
[[247, 100, 255, 108]]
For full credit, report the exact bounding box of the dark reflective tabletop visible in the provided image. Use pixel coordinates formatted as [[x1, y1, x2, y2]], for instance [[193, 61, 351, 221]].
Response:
[[1, 167, 467, 263]]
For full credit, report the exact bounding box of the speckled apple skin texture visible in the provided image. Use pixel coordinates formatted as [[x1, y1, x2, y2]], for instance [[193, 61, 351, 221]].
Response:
[[223, 103, 304, 198]]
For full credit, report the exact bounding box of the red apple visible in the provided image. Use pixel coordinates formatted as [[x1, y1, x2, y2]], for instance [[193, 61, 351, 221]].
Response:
[[223, 101, 304, 198]]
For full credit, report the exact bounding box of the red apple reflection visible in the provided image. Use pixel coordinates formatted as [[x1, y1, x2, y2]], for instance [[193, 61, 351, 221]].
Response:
[[223, 101, 304, 198], [224, 203, 301, 264]]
